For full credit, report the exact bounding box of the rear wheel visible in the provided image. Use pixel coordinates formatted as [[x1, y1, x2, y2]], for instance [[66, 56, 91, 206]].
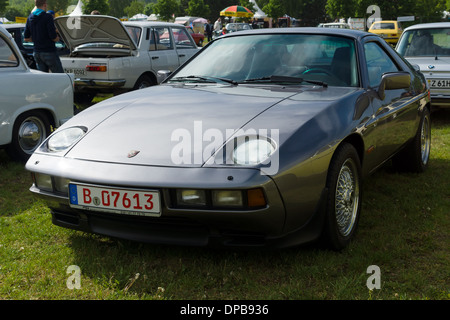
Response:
[[7, 110, 51, 161], [323, 143, 362, 250], [133, 74, 155, 90], [392, 107, 431, 173]]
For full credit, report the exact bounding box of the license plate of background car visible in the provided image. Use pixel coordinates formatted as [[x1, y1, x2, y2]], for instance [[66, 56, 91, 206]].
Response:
[[69, 183, 161, 217], [64, 68, 87, 76], [429, 79, 450, 89]]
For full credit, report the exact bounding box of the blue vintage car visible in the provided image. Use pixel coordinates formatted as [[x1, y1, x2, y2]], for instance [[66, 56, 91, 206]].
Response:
[[26, 28, 431, 250]]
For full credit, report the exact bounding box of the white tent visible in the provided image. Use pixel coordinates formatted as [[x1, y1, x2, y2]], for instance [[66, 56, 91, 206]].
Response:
[[131, 14, 148, 21], [250, 0, 266, 19], [70, 0, 84, 16]]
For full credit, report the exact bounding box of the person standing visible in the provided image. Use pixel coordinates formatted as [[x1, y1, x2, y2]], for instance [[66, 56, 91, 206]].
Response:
[[24, 0, 64, 73], [205, 19, 212, 42]]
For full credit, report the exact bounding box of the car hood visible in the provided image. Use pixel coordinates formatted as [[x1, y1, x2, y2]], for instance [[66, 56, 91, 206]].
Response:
[[405, 56, 450, 73], [61, 84, 357, 167], [54, 15, 137, 51]]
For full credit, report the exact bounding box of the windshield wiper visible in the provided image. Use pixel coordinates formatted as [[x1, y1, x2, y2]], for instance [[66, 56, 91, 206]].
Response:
[[170, 75, 238, 85], [240, 75, 328, 87]]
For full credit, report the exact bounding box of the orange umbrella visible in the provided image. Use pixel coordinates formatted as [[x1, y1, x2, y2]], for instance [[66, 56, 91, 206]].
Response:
[[220, 5, 254, 18]]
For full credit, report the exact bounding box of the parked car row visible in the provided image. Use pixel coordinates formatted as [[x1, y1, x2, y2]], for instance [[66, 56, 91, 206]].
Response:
[[1, 16, 448, 250]]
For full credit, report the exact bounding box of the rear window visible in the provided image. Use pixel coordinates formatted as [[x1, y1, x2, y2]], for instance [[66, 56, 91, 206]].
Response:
[[372, 23, 396, 30]]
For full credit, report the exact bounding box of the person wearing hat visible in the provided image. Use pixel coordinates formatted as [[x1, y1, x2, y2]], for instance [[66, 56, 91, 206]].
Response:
[[24, 0, 63, 73]]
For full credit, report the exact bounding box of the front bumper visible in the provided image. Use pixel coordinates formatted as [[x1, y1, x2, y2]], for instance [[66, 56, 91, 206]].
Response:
[[26, 155, 326, 248]]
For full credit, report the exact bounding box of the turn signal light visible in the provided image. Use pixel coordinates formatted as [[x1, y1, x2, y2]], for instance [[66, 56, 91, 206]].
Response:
[[86, 65, 107, 72]]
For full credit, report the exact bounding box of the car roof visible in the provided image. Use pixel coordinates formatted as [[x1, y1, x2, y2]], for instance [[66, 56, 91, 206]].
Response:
[[403, 22, 450, 31], [372, 20, 398, 24], [2, 23, 26, 29], [123, 21, 187, 28], [220, 27, 370, 39]]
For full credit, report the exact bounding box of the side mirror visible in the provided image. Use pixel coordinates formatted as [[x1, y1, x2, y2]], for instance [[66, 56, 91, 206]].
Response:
[[157, 70, 172, 83], [378, 72, 411, 100]]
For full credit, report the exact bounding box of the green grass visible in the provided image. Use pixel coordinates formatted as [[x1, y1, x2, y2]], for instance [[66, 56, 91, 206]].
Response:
[[0, 108, 448, 301]]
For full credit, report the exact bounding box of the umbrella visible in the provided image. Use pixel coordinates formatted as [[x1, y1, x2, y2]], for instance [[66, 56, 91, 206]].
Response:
[[193, 18, 208, 24], [220, 5, 254, 18]]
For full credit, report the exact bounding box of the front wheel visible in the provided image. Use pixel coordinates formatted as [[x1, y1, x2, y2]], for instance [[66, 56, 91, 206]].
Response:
[[323, 143, 362, 250], [7, 110, 51, 161]]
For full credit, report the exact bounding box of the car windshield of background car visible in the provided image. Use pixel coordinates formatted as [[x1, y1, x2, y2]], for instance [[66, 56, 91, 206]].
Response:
[[397, 28, 450, 57], [169, 34, 359, 87]]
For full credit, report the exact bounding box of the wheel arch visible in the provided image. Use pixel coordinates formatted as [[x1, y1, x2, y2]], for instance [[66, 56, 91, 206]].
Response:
[[339, 133, 365, 165]]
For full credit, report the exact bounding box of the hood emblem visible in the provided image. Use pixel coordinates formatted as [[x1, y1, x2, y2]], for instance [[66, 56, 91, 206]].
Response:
[[428, 65, 435, 70], [127, 150, 140, 158]]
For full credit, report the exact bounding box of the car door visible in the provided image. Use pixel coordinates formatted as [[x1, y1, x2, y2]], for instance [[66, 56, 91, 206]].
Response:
[[171, 26, 198, 65], [148, 26, 179, 74], [363, 40, 418, 167]]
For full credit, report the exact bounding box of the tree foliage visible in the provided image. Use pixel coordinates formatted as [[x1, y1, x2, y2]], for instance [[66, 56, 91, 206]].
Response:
[[83, 0, 109, 15], [1, 0, 447, 24]]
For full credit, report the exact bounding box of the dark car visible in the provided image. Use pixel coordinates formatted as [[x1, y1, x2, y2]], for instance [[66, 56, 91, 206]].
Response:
[[3, 23, 69, 69], [26, 28, 431, 250]]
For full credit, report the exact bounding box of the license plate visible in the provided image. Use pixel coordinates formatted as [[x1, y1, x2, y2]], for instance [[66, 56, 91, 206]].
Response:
[[65, 68, 86, 76], [69, 183, 161, 217], [428, 79, 450, 89]]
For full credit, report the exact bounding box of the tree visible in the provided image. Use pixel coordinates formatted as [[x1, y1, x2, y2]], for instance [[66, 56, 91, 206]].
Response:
[[108, 0, 132, 18], [83, 0, 110, 15], [261, 0, 283, 20], [46, 0, 70, 14], [124, 0, 144, 17], [186, 0, 210, 18], [0, 0, 9, 15], [153, 0, 179, 21]]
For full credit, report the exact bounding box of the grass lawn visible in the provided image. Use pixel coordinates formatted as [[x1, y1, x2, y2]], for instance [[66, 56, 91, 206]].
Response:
[[0, 107, 448, 302]]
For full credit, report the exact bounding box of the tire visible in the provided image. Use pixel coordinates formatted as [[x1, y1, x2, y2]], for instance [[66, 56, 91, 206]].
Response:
[[133, 75, 155, 90], [323, 143, 362, 250], [7, 110, 51, 162], [74, 92, 96, 105], [392, 107, 431, 173]]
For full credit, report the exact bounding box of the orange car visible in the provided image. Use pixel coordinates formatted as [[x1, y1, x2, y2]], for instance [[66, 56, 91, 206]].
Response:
[[369, 20, 403, 45]]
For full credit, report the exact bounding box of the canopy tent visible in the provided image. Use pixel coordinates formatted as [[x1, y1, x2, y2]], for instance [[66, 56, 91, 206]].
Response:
[[69, 0, 84, 16], [130, 14, 148, 21], [249, 0, 267, 18]]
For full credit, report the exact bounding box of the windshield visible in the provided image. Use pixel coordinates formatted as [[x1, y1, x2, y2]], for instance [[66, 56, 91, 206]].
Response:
[[169, 34, 359, 87], [397, 28, 450, 57]]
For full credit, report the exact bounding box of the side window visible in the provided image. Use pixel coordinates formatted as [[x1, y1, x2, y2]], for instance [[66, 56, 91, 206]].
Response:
[[0, 36, 18, 67], [172, 27, 196, 49], [126, 26, 141, 47], [364, 42, 399, 87], [150, 27, 173, 51]]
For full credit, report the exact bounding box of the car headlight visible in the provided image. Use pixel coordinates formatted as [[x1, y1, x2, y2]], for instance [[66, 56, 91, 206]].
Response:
[[47, 127, 86, 152], [232, 137, 275, 165]]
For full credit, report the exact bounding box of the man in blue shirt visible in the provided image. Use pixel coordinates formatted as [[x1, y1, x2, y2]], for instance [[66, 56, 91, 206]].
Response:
[[24, 0, 63, 73]]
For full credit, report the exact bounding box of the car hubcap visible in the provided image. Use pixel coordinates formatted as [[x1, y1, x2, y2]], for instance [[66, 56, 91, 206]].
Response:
[[335, 159, 359, 237], [421, 114, 431, 165], [18, 116, 46, 154]]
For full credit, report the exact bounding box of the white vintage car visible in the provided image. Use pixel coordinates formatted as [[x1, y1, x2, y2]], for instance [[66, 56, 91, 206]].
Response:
[[0, 24, 74, 161], [54, 15, 200, 103], [396, 22, 450, 108]]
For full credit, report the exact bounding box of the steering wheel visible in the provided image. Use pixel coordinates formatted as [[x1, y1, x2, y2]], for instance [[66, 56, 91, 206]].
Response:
[[302, 68, 335, 77]]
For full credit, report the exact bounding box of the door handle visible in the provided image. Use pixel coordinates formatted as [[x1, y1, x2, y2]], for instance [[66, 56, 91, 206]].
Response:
[[179, 54, 185, 58], [152, 56, 159, 60]]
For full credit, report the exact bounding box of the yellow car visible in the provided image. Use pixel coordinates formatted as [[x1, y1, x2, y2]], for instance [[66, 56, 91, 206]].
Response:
[[369, 20, 403, 44]]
